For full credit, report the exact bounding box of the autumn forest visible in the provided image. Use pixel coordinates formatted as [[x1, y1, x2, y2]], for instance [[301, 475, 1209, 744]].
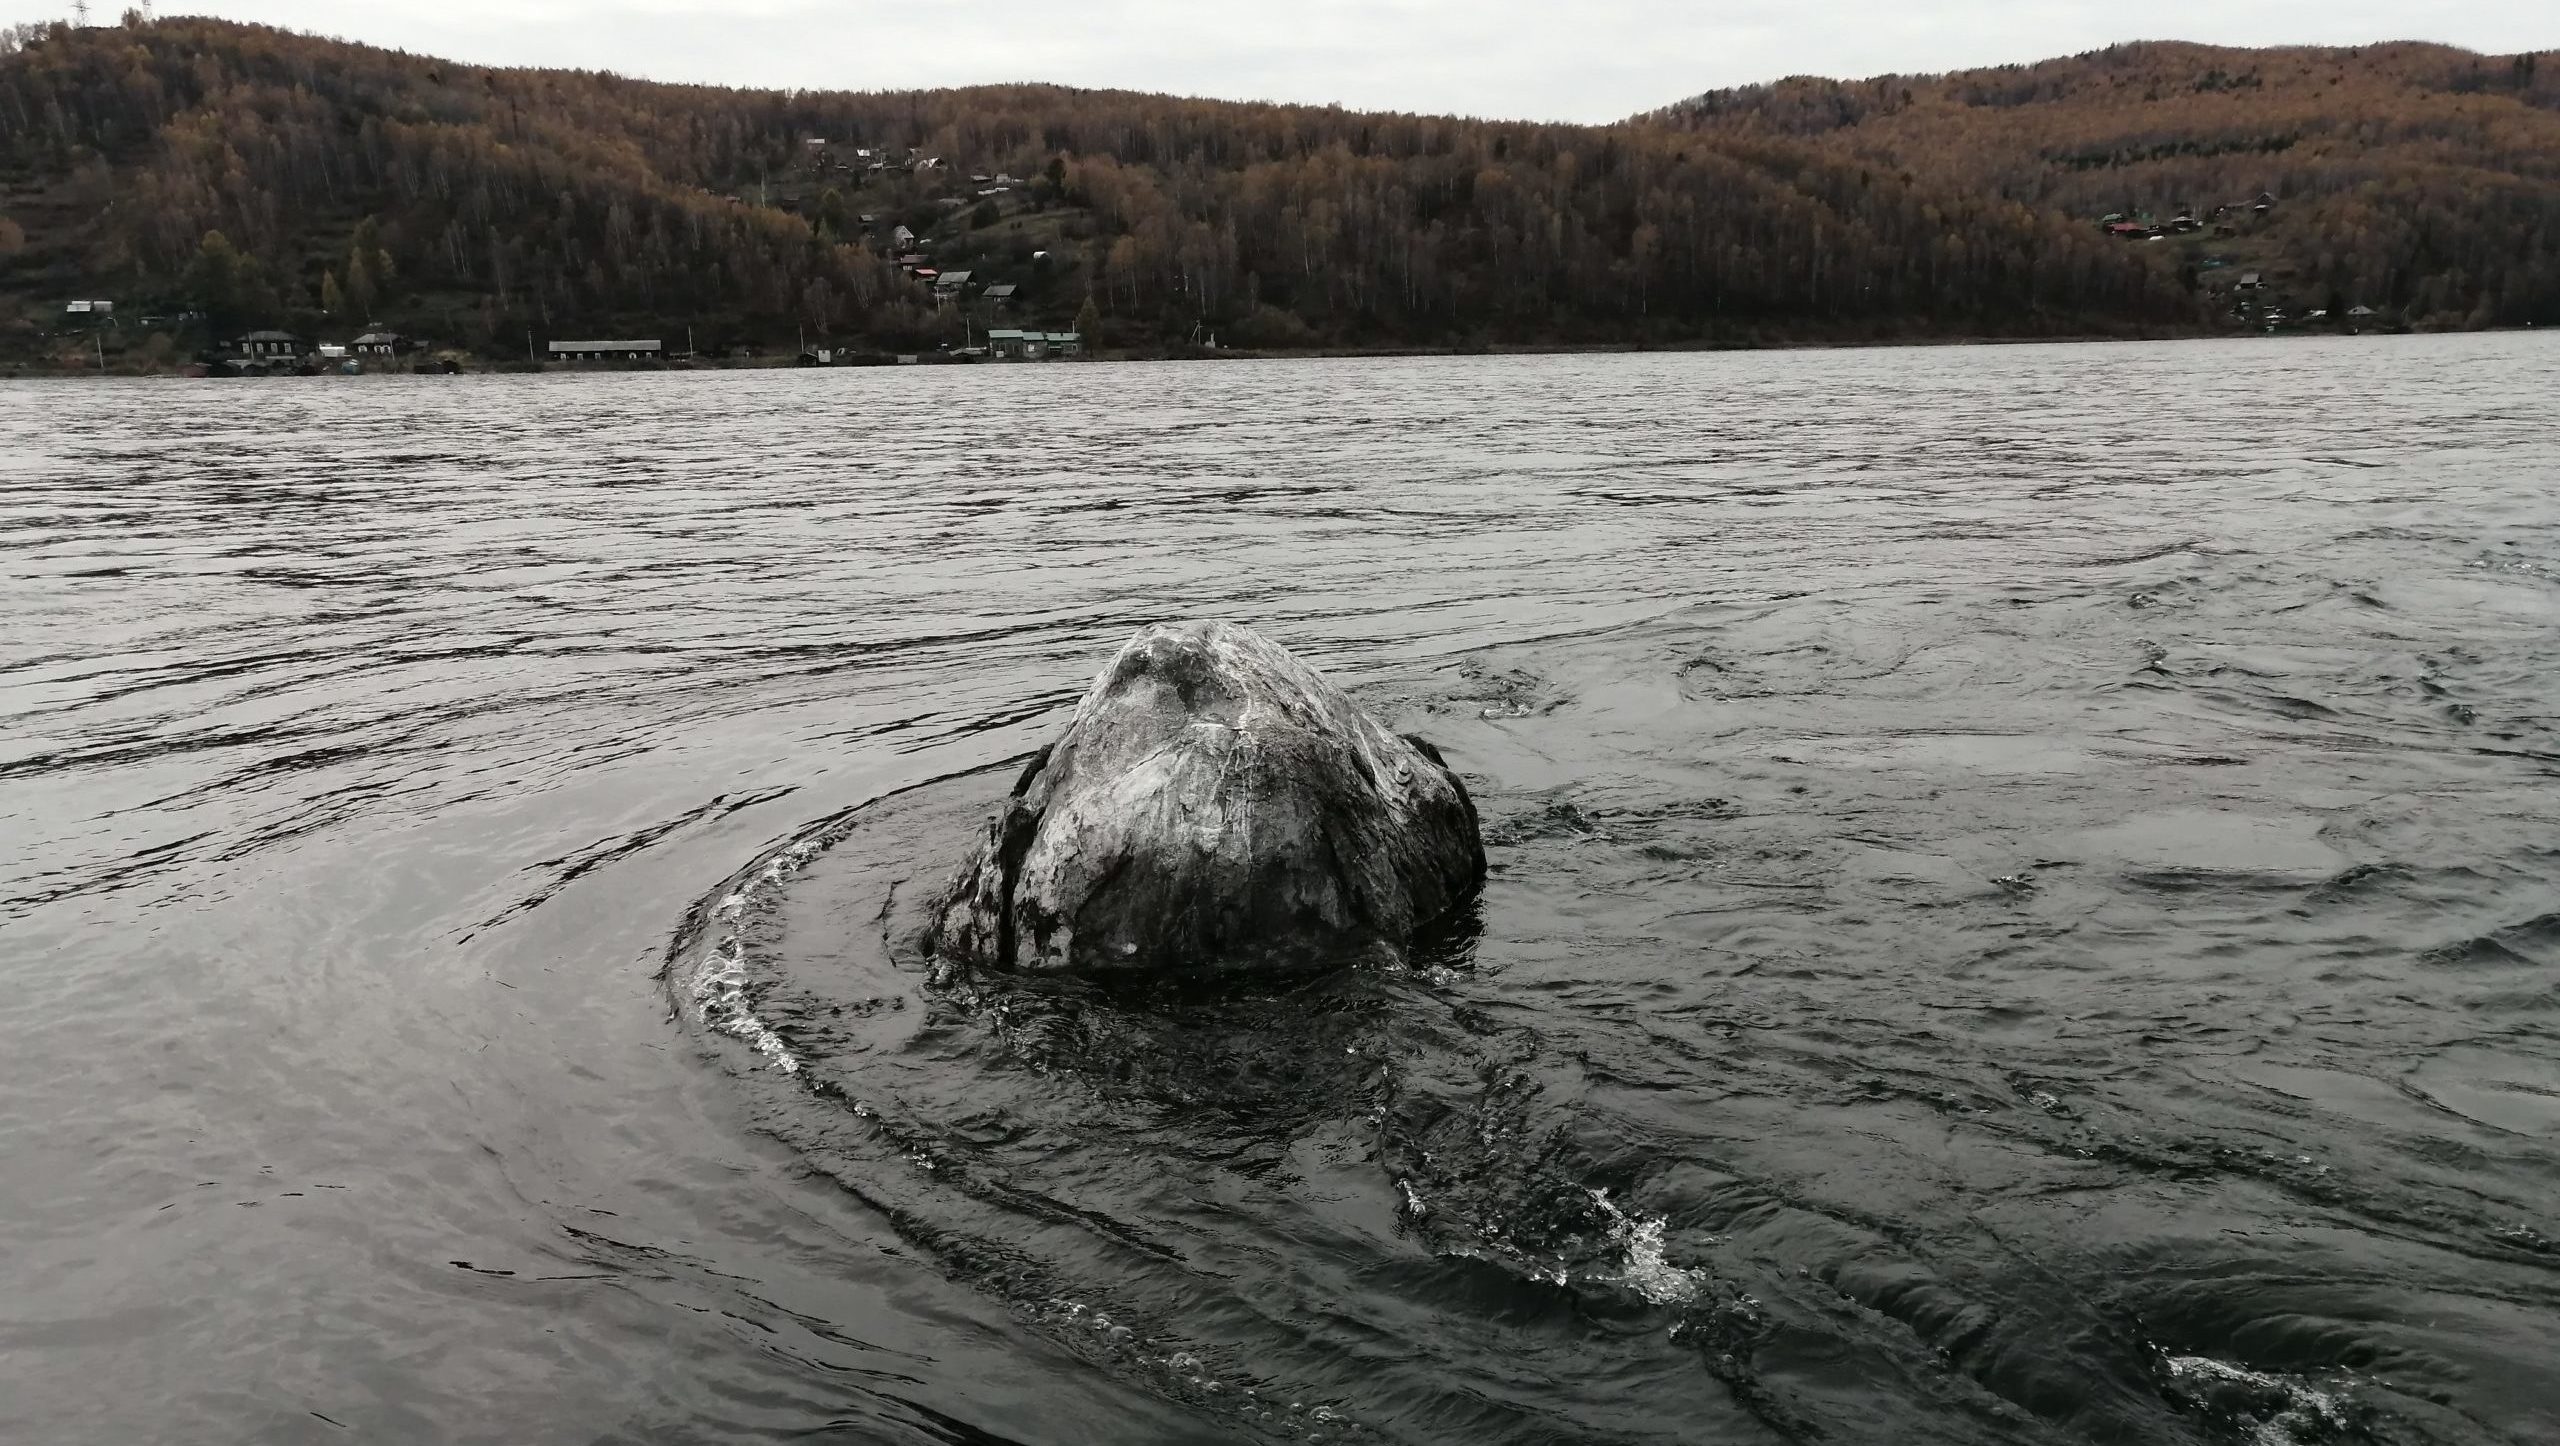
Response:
[[0, 16, 2553, 366]]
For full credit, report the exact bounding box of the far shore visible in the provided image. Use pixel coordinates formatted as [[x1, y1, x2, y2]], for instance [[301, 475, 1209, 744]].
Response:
[[4, 321, 2523, 381]]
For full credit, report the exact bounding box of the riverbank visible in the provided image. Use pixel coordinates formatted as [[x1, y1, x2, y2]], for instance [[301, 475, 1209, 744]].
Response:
[[1, 317, 2474, 380]]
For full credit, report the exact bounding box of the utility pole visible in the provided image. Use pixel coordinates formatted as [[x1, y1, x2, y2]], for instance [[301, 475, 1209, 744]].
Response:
[[526, 328, 535, 364]]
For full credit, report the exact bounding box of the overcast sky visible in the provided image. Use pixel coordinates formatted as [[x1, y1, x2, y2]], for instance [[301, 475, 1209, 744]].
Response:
[[12, 2, 2554, 121]]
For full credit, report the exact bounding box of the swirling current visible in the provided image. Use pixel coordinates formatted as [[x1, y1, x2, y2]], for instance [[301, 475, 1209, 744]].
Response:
[[3, 337, 2556, 1446]]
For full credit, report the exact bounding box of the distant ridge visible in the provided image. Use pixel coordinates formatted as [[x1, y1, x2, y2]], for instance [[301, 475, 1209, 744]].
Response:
[[0, 20, 2547, 368], [1651, 40, 2560, 329]]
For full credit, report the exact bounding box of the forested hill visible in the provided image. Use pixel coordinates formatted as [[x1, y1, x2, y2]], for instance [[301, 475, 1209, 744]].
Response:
[[0, 22, 2547, 366], [0, 17, 2186, 363], [1652, 41, 2560, 330]]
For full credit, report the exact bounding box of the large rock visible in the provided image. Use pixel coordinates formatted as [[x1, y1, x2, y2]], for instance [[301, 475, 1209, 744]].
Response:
[[927, 622, 1485, 975]]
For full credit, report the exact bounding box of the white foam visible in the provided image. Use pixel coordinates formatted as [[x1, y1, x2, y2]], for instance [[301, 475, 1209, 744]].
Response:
[[2161, 1354, 2350, 1446], [1587, 1188, 1709, 1307], [679, 831, 834, 1076]]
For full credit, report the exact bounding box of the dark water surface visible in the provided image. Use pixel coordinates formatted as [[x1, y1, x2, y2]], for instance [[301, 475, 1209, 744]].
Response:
[[5, 337, 2558, 1445]]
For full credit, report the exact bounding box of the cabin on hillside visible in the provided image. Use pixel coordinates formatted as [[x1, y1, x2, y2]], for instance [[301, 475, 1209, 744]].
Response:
[[2236, 272, 2265, 291], [891, 224, 916, 250], [62, 299, 114, 323], [932, 269, 973, 303], [548, 339, 664, 362], [236, 329, 302, 359], [981, 283, 1018, 309], [351, 331, 406, 357]]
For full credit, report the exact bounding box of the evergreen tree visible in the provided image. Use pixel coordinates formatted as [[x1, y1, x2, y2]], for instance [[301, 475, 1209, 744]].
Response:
[[343, 251, 375, 322], [183, 230, 274, 335]]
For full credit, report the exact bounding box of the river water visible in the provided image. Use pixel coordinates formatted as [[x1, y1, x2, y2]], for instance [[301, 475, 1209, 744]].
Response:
[[3, 337, 2556, 1446]]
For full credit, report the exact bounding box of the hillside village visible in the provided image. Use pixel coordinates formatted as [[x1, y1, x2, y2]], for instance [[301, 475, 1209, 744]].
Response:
[[2085, 192, 2394, 332], [25, 159, 2399, 375], [23, 135, 1099, 374]]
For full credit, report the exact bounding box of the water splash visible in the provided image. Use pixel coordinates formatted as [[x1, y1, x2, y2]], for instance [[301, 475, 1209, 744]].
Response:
[[675, 830, 838, 1075], [2160, 1354, 2352, 1446], [1585, 1188, 1710, 1307]]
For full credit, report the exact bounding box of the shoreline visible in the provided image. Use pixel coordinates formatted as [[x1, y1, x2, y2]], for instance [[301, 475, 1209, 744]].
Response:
[[2, 321, 2507, 381]]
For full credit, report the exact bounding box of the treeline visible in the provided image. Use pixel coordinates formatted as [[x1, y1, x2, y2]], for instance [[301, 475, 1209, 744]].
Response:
[[0, 18, 900, 350], [0, 16, 2184, 355], [1653, 40, 2560, 328]]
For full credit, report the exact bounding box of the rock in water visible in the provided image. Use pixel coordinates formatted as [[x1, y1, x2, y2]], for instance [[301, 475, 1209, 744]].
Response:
[[927, 622, 1485, 975]]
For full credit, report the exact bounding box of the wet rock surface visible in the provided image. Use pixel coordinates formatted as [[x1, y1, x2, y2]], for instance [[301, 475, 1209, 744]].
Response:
[[928, 621, 1485, 975]]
